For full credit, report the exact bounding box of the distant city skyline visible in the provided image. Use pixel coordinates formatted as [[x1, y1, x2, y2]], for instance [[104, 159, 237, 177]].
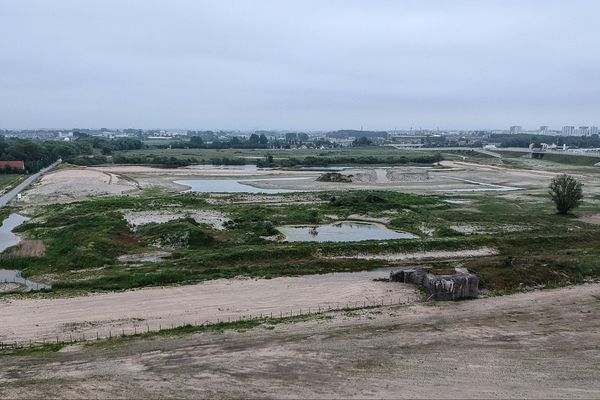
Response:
[[1, 0, 600, 130], [5, 124, 598, 134]]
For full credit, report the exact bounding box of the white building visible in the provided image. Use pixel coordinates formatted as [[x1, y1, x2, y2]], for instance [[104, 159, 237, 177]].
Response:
[[562, 126, 575, 136], [589, 126, 598, 136], [509, 126, 522, 134], [576, 126, 589, 136]]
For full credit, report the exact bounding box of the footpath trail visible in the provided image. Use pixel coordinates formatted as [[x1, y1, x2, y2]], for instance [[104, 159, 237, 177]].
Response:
[[1, 283, 599, 398], [0, 275, 419, 344]]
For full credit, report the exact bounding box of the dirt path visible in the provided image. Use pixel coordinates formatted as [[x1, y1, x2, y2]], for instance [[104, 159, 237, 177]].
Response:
[[330, 246, 498, 261], [0, 275, 419, 344], [1, 283, 599, 399]]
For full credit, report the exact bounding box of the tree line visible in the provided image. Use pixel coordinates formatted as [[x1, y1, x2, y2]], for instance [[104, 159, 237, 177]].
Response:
[[0, 136, 142, 173], [492, 133, 600, 148]]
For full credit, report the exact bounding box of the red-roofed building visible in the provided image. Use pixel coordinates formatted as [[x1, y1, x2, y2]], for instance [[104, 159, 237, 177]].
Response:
[[0, 161, 25, 170]]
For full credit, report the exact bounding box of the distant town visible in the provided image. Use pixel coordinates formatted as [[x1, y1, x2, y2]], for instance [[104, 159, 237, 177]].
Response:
[[2, 124, 599, 151]]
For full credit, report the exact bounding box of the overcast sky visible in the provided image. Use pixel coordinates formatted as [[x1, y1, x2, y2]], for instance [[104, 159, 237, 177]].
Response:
[[1, 0, 599, 131]]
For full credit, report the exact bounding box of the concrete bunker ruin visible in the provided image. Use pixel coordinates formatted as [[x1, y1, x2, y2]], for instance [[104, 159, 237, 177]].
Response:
[[390, 267, 479, 301]]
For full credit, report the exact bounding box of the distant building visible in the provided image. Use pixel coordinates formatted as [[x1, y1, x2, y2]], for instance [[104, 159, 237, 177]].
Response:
[[590, 126, 599, 136], [576, 126, 589, 136], [509, 126, 522, 135], [562, 126, 575, 136], [0, 160, 25, 170], [539, 126, 549, 135], [58, 131, 73, 139]]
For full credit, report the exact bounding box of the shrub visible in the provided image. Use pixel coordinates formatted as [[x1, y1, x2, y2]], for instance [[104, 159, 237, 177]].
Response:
[[549, 174, 583, 214]]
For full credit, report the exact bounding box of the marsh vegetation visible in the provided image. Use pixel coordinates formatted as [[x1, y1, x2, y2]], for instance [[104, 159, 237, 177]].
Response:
[[4, 184, 600, 295]]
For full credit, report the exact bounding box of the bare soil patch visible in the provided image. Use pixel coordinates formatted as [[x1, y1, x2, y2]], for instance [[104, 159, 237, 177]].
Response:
[[0, 275, 419, 344], [579, 213, 600, 225], [0, 282, 25, 293], [116, 251, 171, 264], [331, 247, 498, 261], [2, 239, 45, 257], [123, 209, 230, 230], [0, 284, 598, 398], [22, 168, 138, 204], [449, 224, 530, 235]]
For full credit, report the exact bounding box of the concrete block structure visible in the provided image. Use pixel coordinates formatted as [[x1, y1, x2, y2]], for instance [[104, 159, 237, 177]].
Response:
[[390, 267, 479, 301]]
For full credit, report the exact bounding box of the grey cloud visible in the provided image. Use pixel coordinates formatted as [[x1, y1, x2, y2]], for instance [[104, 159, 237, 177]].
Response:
[[0, 0, 599, 130]]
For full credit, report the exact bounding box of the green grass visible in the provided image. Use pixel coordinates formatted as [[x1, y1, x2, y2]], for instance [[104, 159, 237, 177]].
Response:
[[0, 343, 65, 357], [5, 187, 600, 296], [540, 153, 600, 166], [0, 174, 26, 192], [114, 146, 443, 164], [495, 150, 600, 167]]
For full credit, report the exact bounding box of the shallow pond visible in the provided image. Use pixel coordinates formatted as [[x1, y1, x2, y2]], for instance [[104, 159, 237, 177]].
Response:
[[174, 177, 311, 194], [0, 213, 29, 253], [0, 213, 50, 291], [278, 221, 418, 242]]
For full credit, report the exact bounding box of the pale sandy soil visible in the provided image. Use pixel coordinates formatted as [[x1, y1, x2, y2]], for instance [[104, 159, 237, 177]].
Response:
[[0, 283, 24, 293], [239, 161, 600, 194], [116, 251, 170, 263], [20, 161, 600, 205], [21, 168, 138, 204], [205, 193, 325, 205], [0, 275, 419, 344], [123, 209, 230, 230], [330, 247, 498, 261], [93, 165, 286, 175], [418, 223, 435, 236], [449, 224, 530, 235], [579, 213, 600, 225], [346, 214, 393, 224], [1, 283, 598, 399]]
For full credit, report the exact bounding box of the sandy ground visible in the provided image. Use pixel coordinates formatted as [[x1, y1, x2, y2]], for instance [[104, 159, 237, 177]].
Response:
[[123, 209, 231, 230], [21, 168, 138, 204], [449, 224, 530, 235], [228, 161, 600, 195], [0, 283, 24, 293], [330, 247, 498, 261], [18, 161, 600, 206], [1, 283, 599, 399], [579, 213, 600, 225], [0, 275, 419, 344], [93, 165, 282, 175]]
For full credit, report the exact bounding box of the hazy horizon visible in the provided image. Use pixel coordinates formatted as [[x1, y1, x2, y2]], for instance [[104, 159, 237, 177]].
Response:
[[2, 0, 599, 130]]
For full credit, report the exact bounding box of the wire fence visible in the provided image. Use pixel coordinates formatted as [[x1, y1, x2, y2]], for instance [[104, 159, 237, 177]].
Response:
[[0, 295, 417, 351]]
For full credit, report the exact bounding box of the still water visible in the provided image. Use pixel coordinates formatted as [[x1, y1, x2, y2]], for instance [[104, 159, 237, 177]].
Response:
[[174, 177, 311, 194], [278, 222, 418, 242], [0, 213, 29, 252], [0, 213, 50, 291]]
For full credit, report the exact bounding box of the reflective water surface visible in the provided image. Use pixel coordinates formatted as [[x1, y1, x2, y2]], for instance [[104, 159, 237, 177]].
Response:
[[278, 222, 418, 242]]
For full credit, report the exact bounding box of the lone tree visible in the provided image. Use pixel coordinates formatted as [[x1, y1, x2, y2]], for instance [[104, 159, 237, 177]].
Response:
[[549, 174, 583, 214]]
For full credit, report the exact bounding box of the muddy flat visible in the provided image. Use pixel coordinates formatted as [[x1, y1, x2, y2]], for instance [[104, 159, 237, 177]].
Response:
[[0, 275, 418, 344], [1, 283, 598, 399]]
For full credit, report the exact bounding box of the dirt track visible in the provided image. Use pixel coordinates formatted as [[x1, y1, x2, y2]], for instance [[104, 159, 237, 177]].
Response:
[[0, 275, 419, 344], [1, 283, 599, 399]]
